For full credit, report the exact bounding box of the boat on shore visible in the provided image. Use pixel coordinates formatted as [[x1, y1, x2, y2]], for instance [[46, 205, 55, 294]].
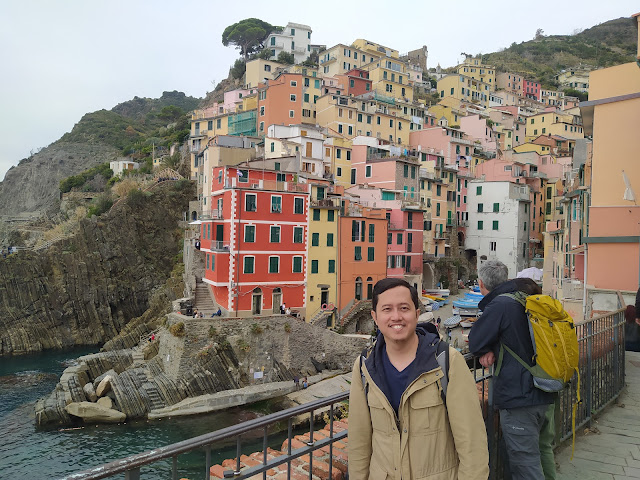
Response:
[[423, 288, 450, 298]]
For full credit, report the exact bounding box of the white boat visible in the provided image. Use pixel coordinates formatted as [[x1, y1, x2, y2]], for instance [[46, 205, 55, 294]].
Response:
[[423, 288, 450, 297]]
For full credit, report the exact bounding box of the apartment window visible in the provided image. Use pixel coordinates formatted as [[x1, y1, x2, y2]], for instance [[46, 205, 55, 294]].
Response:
[[397, 233, 403, 245], [546, 203, 552, 215], [404, 164, 409, 178], [293, 256, 303, 273], [476, 186, 482, 195], [217, 118, 221, 128], [436, 203, 441, 216], [277, 172, 286, 182], [270, 142, 275, 152], [478, 220, 484, 230], [289, 110, 294, 118], [327, 210, 335, 221], [354, 246, 362, 260], [367, 247, 375, 261], [311, 260, 318, 274], [244, 225, 255, 243], [270, 226, 281, 243], [266, 256, 279, 274], [293, 226, 304, 243], [358, 113, 363, 122], [338, 124, 343, 134], [304, 78, 309, 87], [490, 241, 497, 252], [367, 115, 372, 124], [314, 79, 320, 88], [436, 185, 441, 196], [368, 224, 375, 242], [260, 106, 265, 116], [290, 95, 296, 102], [312, 233, 319, 246], [336, 149, 342, 159], [336, 167, 342, 177], [243, 256, 255, 274], [245, 193, 257, 212], [304, 93, 309, 102], [351, 168, 356, 185], [294, 197, 304, 214], [328, 259, 335, 273], [493, 221, 499, 230], [365, 165, 372, 177], [411, 166, 416, 179], [407, 233, 413, 252], [524, 222, 527, 231], [271, 196, 282, 213], [327, 233, 334, 246], [313, 209, 320, 221]]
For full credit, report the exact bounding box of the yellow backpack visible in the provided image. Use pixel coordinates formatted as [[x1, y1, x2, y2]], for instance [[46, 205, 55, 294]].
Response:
[[497, 291, 581, 456]]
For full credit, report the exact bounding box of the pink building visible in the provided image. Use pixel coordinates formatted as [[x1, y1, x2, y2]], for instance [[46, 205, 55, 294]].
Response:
[[458, 114, 497, 153], [203, 88, 258, 116], [409, 126, 476, 166], [524, 79, 541, 101]]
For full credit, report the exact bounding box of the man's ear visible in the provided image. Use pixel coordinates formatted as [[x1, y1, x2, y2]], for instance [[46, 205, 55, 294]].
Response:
[[371, 310, 378, 326]]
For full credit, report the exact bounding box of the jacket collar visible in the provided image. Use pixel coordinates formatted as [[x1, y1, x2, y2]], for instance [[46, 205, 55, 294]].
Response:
[[478, 279, 520, 311], [364, 324, 441, 401]]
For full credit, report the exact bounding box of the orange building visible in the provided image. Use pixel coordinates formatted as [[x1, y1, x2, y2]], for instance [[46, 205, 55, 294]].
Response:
[[335, 68, 372, 97], [337, 203, 388, 318]]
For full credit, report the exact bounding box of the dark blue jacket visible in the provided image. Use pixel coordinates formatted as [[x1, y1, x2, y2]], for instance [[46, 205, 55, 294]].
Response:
[[468, 280, 555, 409], [364, 323, 441, 406]]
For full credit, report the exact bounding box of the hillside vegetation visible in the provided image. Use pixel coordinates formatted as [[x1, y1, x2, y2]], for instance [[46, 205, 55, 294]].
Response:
[[479, 17, 637, 88]]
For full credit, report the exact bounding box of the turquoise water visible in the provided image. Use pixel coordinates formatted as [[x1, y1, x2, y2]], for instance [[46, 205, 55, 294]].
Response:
[[0, 349, 288, 479]]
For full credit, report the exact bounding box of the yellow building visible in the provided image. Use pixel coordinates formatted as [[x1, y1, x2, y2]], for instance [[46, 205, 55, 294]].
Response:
[[307, 183, 340, 326], [494, 124, 514, 151], [456, 56, 496, 87], [323, 136, 353, 187], [351, 39, 399, 59], [315, 93, 413, 146], [556, 68, 591, 93], [365, 57, 414, 102], [245, 58, 286, 88], [438, 74, 494, 107], [524, 111, 584, 141], [428, 103, 462, 128], [318, 43, 378, 78]]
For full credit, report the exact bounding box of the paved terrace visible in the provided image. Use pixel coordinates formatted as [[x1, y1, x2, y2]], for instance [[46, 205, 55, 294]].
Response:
[[205, 352, 640, 480], [555, 351, 640, 479]]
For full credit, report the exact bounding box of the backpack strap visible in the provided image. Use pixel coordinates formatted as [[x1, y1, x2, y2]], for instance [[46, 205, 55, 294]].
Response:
[[435, 339, 450, 404], [494, 292, 531, 377]]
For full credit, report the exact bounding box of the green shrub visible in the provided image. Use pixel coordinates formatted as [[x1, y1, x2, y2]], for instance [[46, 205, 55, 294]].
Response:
[[169, 322, 185, 337], [284, 323, 291, 333], [87, 194, 113, 217], [251, 323, 263, 334], [208, 326, 218, 338], [236, 338, 250, 352]]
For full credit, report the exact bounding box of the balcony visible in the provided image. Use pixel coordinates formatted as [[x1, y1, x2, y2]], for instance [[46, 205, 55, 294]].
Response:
[[434, 230, 447, 240], [320, 55, 337, 64], [210, 240, 230, 252], [199, 209, 223, 220], [310, 197, 340, 208], [228, 178, 310, 193]]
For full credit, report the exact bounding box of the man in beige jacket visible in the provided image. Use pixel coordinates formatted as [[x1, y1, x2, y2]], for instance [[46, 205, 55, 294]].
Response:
[[348, 278, 489, 480]]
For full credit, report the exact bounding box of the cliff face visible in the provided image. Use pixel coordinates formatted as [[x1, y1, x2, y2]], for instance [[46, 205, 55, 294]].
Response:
[[0, 180, 194, 355], [0, 142, 119, 218]]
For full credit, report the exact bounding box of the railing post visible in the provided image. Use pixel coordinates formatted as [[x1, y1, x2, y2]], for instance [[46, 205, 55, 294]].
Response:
[[613, 314, 620, 394], [124, 468, 140, 480]]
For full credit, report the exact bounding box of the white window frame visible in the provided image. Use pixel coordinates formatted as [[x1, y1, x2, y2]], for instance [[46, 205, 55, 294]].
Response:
[[245, 193, 257, 212], [268, 255, 280, 274], [244, 224, 256, 243], [292, 255, 303, 273], [271, 195, 282, 213], [293, 226, 304, 243], [270, 225, 281, 243], [290, 81, 297, 87], [243, 256, 255, 274], [290, 94, 296, 101], [289, 110, 295, 118], [294, 197, 305, 214]]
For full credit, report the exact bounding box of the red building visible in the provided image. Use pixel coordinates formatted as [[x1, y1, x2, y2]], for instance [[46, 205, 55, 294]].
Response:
[[200, 166, 310, 316], [335, 68, 372, 97], [524, 79, 541, 101]]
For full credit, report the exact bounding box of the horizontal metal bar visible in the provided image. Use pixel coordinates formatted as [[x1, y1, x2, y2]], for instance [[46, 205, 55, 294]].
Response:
[[60, 393, 350, 480]]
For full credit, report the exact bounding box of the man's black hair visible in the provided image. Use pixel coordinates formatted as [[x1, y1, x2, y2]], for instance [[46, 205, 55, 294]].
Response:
[[372, 278, 420, 311]]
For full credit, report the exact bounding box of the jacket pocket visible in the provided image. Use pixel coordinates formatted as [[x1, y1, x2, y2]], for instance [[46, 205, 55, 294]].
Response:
[[368, 393, 393, 434], [408, 384, 444, 434]]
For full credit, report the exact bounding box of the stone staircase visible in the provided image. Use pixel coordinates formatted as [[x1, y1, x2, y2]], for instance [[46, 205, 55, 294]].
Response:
[[134, 369, 165, 411], [194, 281, 216, 314], [309, 308, 333, 327]]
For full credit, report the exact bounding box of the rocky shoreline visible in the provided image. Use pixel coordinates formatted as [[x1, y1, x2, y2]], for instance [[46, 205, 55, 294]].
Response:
[[35, 314, 368, 427]]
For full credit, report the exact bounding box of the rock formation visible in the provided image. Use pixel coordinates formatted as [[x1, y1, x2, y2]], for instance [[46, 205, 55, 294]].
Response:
[[36, 315, 368, 427], [0, 180, 194, 354]]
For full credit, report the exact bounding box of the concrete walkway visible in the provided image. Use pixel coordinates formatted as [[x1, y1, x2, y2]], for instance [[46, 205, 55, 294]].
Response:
[[555, 351, 640, 479]]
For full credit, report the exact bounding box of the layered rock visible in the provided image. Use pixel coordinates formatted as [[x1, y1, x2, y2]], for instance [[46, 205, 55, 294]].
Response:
[[36, 315, 368, 427], [0, 180, 194, 355]]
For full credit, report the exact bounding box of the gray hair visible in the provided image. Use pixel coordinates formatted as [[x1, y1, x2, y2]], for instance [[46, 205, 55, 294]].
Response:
[[478, 260, 508, 292]]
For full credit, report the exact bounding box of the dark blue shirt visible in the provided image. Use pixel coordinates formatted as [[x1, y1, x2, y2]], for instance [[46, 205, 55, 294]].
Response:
[[382, 346, 415, 414]]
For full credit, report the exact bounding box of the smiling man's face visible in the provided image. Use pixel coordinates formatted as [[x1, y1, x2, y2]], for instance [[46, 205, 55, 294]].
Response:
[[372, 285, 419, 345]]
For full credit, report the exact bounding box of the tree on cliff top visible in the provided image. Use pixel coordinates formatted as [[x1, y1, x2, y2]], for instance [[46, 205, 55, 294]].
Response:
[[222, 18, 275, 60]]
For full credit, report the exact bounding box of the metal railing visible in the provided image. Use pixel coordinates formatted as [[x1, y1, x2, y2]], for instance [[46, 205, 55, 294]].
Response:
[[62, 310, 625, 480]]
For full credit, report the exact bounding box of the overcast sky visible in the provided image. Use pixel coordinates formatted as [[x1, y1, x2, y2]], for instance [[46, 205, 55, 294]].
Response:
[[0, 0, 637, 181]]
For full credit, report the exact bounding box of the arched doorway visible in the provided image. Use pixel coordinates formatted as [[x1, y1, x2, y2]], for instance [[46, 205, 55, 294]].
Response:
[[272, 288, 282, 314], [252, 288, 262, 315], [366, 277, 373, 300], [355, 277, 362, 301], [192, 211, 198, 221]]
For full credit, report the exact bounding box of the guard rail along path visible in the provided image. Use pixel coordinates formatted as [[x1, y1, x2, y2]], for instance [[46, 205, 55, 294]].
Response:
[[61, 308, 626, 480]]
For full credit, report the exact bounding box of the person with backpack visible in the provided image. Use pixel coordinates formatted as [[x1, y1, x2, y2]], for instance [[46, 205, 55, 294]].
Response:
[[348, 278, 489, 480], [468, 260, 557, 480]]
